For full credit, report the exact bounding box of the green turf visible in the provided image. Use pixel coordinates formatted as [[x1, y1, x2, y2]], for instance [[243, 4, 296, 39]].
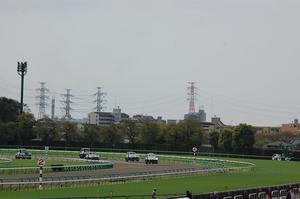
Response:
[[1, 158, 300, 199]]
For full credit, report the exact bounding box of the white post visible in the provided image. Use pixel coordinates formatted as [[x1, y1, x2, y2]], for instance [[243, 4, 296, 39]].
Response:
[[39, 166, 43, 190]]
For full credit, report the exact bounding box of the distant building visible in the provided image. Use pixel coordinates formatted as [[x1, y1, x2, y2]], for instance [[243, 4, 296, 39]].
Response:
[[157, 116, 166, 124], [202, 116, 227, 133], [264, 139, 300, 150], [132, 114, 167, 124], [166, 119, 178, 125], [211, 116, 226, 127], [255, 126, 280, 134], [200, 122, 215, 133], [263, 141, 289, 149], [184, 108, 206, 123], [132, 114, 155, 122], [88, 107, 129, 126], [280, 119, 300, 134], [113, 107, 122, 123], [88, 112, 114, 126]]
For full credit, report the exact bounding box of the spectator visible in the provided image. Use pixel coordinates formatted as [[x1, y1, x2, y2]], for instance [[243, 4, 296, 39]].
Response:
[[152, 188, 157, 199], [186, 191, 192, 199], [286, 188, 292, 199], [211, 192, 220, 199], [266, 191, 271, 199]]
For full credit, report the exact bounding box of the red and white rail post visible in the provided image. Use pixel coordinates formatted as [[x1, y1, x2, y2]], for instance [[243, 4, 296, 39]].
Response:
[[37, 159, 45, 190]]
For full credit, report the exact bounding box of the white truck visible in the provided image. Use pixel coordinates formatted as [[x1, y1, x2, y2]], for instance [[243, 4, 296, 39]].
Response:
[[15, 149, 32, 159], [145, 153, 158, 164], [272, 153, 291, 161], [79, 148, 91, 159], [125, 152, 140, 162], [272, 154, 282, 161], [84, 152, 100, 160]]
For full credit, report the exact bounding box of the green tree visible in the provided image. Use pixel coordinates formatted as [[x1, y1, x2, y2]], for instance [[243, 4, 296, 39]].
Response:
[[0, 122, 20, 144], [164, 124, 181, 147], [177, 118, 203, 148], [17, 113, 36, 145], [119, 119, 139, 144], [35, 117, 59, 144], [82, 126, 101, 147], [100, 124, 122, 145], [233, 124, 255, 151], [61, 122, 79, 146], [219, 128, 234, 151], [139, 121, 162, 144], [0, 97, 20, 122], [209, 131, 220, 152]]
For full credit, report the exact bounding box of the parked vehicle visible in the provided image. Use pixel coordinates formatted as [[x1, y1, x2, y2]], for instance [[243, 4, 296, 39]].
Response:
[[84, 152, 100, 160], [145, 153, 158, 164], [79, 148, 91, 159], [15, 149, 32, 159], [125, 152, 140, 162], [272, 154, 282, 161]]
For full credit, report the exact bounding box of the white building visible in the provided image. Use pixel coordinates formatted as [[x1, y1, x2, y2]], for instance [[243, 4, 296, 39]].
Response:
[[88, 107, 129, 126]]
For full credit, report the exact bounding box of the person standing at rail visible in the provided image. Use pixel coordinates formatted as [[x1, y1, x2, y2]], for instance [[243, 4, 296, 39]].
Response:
[[186, 190, 192, 199], [286, 187, 293, 199], [152, 188, 157, 199]]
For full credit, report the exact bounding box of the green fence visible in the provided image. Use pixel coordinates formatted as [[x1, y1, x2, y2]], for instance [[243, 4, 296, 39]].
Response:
[[0, 162, 113, 175]]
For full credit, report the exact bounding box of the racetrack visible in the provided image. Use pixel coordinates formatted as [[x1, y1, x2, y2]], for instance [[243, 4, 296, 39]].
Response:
[[0, 160, 206, 182], [0, 149, 255, 191]]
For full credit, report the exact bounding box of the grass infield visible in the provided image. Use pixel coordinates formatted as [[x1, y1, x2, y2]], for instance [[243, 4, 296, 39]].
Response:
[[1, 157, 300, 199]]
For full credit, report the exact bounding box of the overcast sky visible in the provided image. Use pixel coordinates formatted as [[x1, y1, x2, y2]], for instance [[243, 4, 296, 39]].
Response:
[[1, 0, 300, 126]]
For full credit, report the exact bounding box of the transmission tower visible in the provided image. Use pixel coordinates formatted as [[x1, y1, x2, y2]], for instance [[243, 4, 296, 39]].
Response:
[[61, 89, 73, 119], [94, 87, 106, 112], [36, 82, 49, 119], [51, 96, 55, 120], [187, 82, 197, 113]]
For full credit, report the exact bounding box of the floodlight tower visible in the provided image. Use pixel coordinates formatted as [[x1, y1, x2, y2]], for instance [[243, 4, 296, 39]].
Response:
[[51, 96, 55, 120], [187, 82, 197, 113], [17, 62, 28, 114]]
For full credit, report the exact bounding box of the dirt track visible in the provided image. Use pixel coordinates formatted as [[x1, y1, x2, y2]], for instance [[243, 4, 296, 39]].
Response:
[[0, 160, 205, 181]]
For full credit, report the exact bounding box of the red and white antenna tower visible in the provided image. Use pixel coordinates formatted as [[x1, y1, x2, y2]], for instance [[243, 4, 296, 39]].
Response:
[[187, 82, 197, 113]]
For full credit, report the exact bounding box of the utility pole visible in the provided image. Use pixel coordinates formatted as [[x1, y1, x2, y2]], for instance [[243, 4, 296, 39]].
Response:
[[51, 96, 55, 120], [187, 82, 197, 113], [94, 87, 106, 112], [17, 62, 28, 114], [36, 82, 49, 119], [61, 89, 73, 119]]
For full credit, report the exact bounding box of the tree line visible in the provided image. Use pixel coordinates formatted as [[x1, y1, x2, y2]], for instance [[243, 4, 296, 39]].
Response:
[[209, 124, 255, 153], [0, 97, 255, 152]]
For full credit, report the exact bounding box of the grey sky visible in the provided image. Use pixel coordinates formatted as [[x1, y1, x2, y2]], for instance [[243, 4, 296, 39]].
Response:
[[1, 0, 300, 126]]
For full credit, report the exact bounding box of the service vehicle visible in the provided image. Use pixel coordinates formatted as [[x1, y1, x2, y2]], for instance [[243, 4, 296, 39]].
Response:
[[15, 149, 32, 159], [272, 154, 282, 161], [125, 152, 140, 162], [79, 148, 91, 159], [145, 153, 158, 164], [84, 152, 100, 160]]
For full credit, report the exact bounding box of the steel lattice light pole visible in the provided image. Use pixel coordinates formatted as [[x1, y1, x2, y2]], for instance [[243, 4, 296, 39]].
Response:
[[17, 61, 28, 114]]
